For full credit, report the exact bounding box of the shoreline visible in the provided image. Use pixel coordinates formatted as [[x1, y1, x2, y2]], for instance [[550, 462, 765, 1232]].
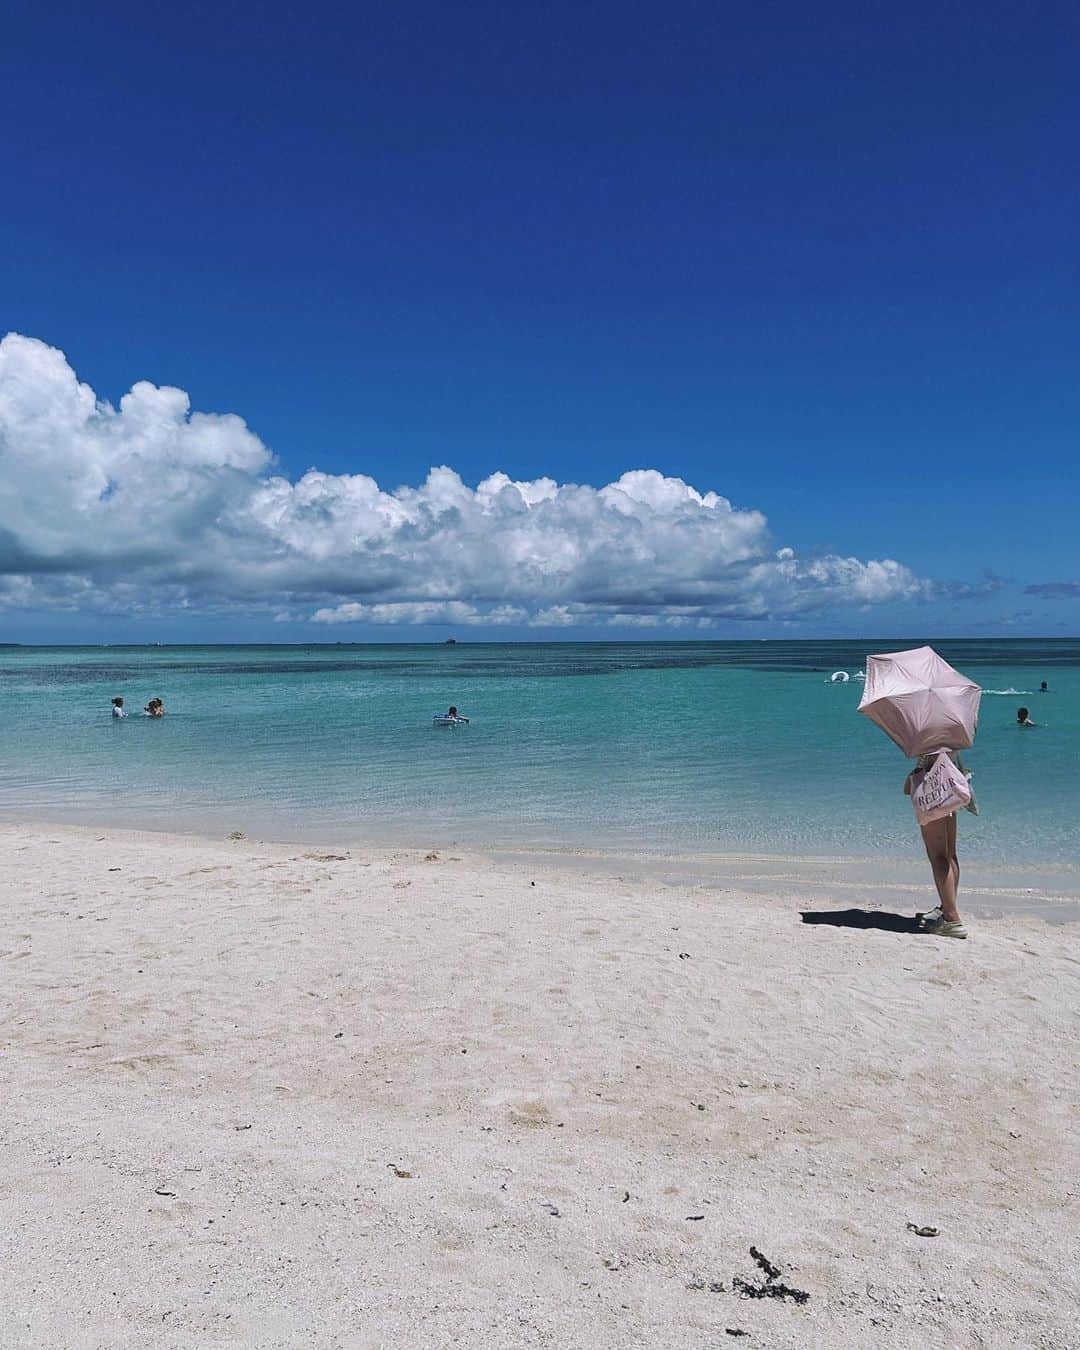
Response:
[[4, 817, 1078, 923]]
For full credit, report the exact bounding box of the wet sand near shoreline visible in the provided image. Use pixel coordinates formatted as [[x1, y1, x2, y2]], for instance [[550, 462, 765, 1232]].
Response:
[[490, 847, 1080, 925]]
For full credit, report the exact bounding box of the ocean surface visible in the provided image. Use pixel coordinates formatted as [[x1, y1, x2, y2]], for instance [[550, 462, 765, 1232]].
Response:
[[0, 640, 1076, 865]]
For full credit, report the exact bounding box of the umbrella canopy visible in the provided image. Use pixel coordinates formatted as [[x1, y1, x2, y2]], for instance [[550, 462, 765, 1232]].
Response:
[[857, 646, 981, 757]]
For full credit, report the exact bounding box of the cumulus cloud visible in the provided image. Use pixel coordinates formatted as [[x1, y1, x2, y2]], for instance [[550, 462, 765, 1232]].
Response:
[[0, 332, 932, 628]]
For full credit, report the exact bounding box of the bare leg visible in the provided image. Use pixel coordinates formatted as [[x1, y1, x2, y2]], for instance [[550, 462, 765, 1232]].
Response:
[[920, 815, 961, 923], [947, 812, 959, 907]]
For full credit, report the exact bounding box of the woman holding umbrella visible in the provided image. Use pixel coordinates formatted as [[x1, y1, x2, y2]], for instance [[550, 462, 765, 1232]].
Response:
[[859, 646, 982, 940]]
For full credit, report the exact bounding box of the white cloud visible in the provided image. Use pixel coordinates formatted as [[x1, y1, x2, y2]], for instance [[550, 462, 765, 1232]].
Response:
[[310, 601, 528, 626], [0, 332, 932, 628]]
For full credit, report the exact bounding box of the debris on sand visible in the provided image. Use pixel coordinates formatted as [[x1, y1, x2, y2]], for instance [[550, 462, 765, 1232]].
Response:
[[730, 1247, 810, 1304], [690, 1247, 810, 1305], [906, 1223, 940, 1238], [733, 1274, 809, 1303], [750, 1247, 781, 1281]]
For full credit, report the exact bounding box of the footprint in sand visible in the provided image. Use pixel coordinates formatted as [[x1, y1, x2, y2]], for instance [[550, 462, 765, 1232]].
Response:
[[509, 1101, 554, 1128], [110, 1053, 173, 1072]]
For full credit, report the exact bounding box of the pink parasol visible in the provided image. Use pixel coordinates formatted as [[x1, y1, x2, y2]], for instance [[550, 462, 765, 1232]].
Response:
[[857, 646, 981, 758]]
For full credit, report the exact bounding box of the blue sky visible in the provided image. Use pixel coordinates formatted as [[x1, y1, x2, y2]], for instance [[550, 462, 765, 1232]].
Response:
[[1, 0, 1077, 641]]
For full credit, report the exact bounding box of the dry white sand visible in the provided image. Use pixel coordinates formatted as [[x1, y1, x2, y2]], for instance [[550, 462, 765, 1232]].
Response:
[[1, 822, 1077, 1349]]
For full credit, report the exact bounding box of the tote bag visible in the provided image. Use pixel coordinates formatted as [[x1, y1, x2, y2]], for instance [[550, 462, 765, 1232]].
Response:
[[911, 751, 972, 825]]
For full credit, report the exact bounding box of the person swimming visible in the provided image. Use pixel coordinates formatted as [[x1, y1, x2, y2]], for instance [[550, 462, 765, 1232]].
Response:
[[1039, 681, 1048, 692], [111, 696, 126, 718], [144, 696, 165, 717], [1017, 706, 1037, 727], [447, 705, 469, 724]]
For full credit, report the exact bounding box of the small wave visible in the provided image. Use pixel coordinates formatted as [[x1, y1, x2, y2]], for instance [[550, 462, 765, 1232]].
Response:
[[983, 688, 1030, 696]]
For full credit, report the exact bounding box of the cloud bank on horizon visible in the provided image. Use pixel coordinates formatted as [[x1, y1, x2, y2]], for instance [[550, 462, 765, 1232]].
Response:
[[0, 332, 932, 630]]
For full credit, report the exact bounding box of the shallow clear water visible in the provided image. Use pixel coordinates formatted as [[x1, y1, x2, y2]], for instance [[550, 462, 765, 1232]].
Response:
[[0, 640, 1076, 864]]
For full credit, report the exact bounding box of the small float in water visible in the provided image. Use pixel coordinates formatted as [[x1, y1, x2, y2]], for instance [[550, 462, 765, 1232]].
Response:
[[829, 670, 851, 683]]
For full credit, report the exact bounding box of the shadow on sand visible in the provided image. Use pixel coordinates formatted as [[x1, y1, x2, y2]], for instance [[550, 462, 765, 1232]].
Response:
[[800, 908, 923, 934]]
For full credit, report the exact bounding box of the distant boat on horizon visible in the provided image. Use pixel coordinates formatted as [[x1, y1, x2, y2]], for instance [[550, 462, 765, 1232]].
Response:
[[445, 637, 457, 645]]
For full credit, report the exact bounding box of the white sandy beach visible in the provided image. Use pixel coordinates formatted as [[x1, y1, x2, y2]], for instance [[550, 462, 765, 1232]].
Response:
[[1, 822, 1077, 1349]]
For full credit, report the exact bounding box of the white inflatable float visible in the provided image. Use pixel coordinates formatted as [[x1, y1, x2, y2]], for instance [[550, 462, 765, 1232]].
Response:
[[829, 671, 850, 683]]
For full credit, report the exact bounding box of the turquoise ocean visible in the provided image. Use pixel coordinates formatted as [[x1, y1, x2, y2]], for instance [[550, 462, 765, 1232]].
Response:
[[0, 640, 1076, 866]]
